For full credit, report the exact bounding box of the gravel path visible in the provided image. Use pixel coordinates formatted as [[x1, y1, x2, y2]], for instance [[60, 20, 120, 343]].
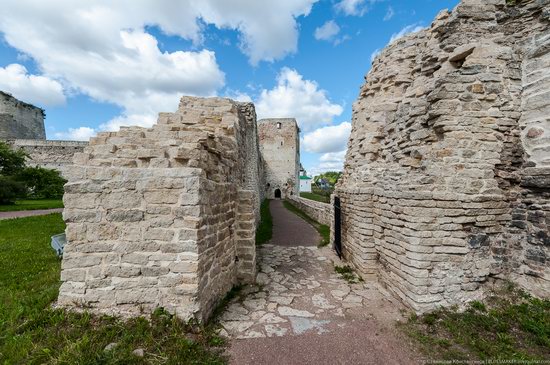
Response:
[[0, 208, 63, 220], [223, 200, 420, 364]]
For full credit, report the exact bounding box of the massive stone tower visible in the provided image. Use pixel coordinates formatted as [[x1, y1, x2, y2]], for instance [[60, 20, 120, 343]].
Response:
[[258, 118, 300, 199], [335, 0, 550, 312], [0, 91, 46, 140]]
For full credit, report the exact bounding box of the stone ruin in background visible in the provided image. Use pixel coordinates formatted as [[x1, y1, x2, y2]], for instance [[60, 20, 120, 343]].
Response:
[[335, 0, 550, 312], [59, 97, 264, 321]]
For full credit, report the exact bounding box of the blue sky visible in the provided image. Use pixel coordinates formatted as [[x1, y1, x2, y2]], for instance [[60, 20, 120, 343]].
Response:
[[0, 0, 459, 176]]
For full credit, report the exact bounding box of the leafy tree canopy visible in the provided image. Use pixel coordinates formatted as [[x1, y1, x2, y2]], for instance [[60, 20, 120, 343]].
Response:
[[0, 141, 27, 176], [314, 171, 342, 186]]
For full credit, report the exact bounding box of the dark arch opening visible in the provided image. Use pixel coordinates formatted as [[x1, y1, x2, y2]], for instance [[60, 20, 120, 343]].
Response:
[[274, 188, 282, 199]]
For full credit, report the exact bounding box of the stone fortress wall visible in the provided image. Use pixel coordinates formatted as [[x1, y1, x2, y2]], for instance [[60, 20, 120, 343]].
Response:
[[335, 0, 550, 312], [58, 97, 263, 321], [0, 92, 88, 175], [288, 195, 332, 227], [258, 118, 300, 199], [0, 91, 46, 140], [8, 139, 88, 176]]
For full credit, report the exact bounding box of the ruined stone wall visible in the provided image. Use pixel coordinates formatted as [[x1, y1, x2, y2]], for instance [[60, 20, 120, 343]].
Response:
[[258, 118, 300, 199], [288, 196, 332, 227], [8, 139, 88, 176], [336, 0, 550, 312], [0, 91, 45, 140], [59, 97, 262, 321]]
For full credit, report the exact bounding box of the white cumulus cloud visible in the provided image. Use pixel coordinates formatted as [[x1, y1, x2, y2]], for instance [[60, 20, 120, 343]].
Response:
[[302, 122, 351, 153], [314, 20, 340, 41], [389, 23, 425, 44], [334, 0, 382, 16], [0, 64, 65, 107], [256, 68, 343, 132], [54, 127, 96, 141], [0, 0, 321, 137]]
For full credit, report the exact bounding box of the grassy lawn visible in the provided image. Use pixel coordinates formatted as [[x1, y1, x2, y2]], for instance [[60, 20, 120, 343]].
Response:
[[255, 199, 273, 245], [0, 199, 64, 212], [283, 200, 330, 247], [402, 283, 550, 362], [299, 192, 330, 203], [0, 213, 226, 364]]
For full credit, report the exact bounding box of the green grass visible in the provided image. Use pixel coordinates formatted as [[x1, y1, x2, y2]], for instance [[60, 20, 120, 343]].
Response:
[[255, 199, 273, 245], [299, 192, 330, 203], [0, 213, 226, 364], [334, 265, 363, 284], [402, 283, 550, 362], [283, 200, 330, 247], [0, 199, 63, 212]]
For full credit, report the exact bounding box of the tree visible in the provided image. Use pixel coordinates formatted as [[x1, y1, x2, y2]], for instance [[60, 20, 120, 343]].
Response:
[[17, 166, 67, 199], [0, 176, 26, 204], [0, 141, 27, 176], [314, 171, 342, 186]]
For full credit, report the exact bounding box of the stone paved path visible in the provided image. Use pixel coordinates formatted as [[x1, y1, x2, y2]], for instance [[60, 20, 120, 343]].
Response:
[[0, 208, 63, 220], [222, 200, 420, 364]]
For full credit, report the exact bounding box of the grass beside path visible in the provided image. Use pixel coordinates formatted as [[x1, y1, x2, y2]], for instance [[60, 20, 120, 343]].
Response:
[[283, 200, 330, 247], [0, 199, 63, 212], [402, 283, 550, 362], [255, 199, 273, 245], [0, 213, 226, 364], [300, 192, 330, 203]]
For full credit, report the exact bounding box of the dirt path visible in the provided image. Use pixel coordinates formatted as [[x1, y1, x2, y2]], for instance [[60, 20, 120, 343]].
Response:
[[222, 200, 421, 364], [0, 208, 63, 220]]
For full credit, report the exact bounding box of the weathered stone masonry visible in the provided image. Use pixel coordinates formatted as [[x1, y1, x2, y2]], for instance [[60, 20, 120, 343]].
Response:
[[335, 0, 550, 312], [258, 118, 300, 199], [0, 91, 45, 140], [59, 97, 263, 321], [8, 139, 88, 176]]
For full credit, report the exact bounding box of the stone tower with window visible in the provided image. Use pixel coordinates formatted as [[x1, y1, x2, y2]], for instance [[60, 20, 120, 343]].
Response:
[[258, 118, 300, 199]]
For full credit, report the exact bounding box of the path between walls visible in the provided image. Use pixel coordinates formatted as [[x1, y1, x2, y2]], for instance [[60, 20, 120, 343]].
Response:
[[0, 208, 63, 220], [221, 200, 421, 365]]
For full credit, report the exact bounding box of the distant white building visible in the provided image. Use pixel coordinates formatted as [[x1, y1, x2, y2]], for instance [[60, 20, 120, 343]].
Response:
[[300, 169, 313, 193]]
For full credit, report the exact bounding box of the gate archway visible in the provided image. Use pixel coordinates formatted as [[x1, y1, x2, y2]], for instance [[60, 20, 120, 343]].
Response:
[[274, 188, 281, 199]]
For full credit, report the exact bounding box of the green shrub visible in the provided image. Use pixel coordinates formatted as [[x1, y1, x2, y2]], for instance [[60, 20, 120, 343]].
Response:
[[17, 166, 67, 199], [0, 176, 27, 204]]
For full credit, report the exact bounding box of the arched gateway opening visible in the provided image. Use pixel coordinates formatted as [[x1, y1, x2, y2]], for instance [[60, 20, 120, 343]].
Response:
[[274, 188, 282, 199]]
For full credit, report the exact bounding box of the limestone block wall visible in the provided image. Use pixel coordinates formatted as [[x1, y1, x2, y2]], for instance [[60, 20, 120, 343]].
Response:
[[288, 196, 332, 227], [59, 96, 262, 321], [0, 91, 45, 140], [258, 118, 300, 199], [336, 0, 550, 312], [8, 139, 88, 176]]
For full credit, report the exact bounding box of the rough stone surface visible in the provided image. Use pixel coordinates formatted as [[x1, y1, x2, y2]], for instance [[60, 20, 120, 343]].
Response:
[[258, 119, 300, 199], [335, 0, 550, 312], [59, 96, 263, 321], [221, 244, 406, 340], [0, 91, 45, 140]]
